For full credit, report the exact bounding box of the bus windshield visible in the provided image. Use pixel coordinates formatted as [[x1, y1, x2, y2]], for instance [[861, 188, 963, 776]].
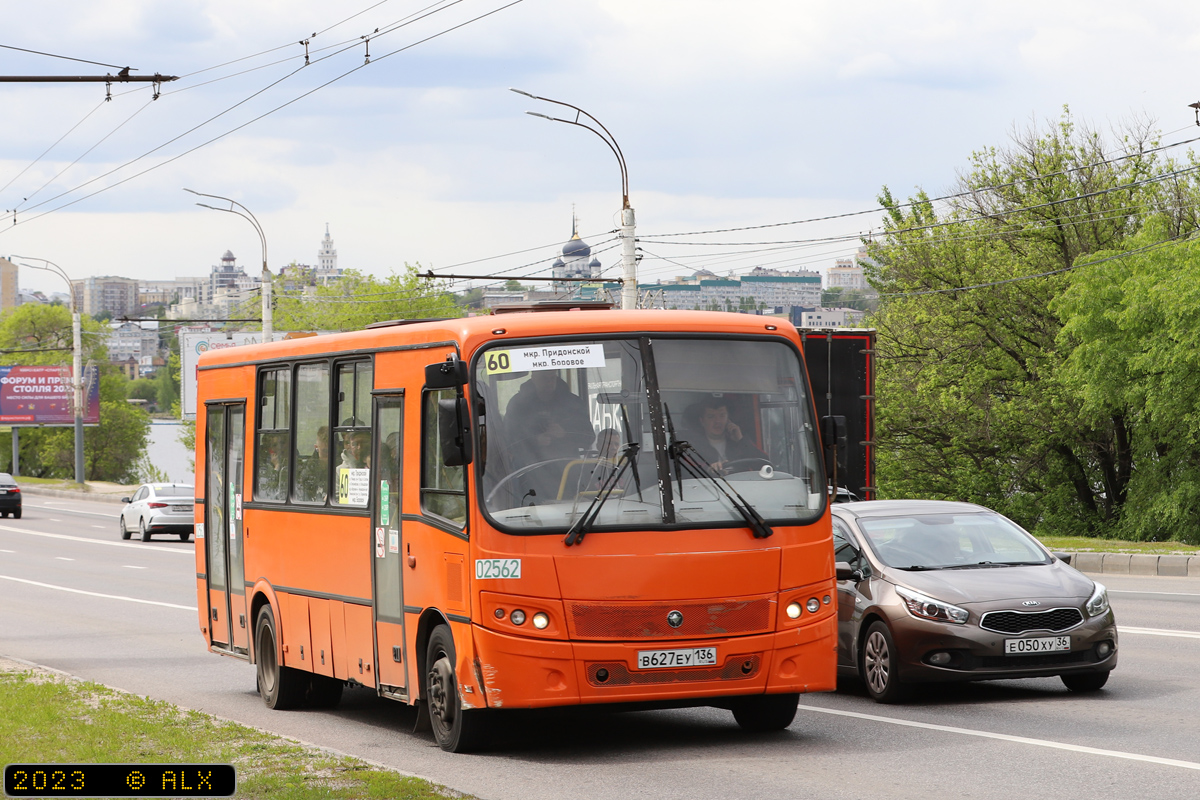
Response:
[[474, 336, 824, 533]]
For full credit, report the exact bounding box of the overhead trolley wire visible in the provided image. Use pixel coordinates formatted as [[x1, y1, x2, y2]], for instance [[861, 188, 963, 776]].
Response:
[[0, 99, 106, 195], [0, 43, 128, 70]]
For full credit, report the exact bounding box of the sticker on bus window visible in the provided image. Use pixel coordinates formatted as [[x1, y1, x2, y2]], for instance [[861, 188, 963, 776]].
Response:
[[375, 527, 385, 558], [484, 344, 606, 375], [338, 467, 370, 505], [475, 558, 521, 580], [195, 523, 204, 540], [380, 481, 390, 525], [389, 531, 399, 553]]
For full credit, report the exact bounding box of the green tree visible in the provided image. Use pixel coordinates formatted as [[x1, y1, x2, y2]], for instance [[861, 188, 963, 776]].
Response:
[[868, 110, 1191, 536], [267, 266, 460, 331]]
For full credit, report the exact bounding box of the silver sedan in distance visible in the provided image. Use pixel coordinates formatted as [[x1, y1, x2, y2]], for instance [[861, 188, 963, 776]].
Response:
[[120, 483, 196, 542], [832, 500, 1117, 703]]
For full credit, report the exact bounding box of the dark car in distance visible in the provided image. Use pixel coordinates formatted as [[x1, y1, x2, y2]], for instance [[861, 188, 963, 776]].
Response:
[[832, 500, 1116, 702], [0, 473, 21, 518]]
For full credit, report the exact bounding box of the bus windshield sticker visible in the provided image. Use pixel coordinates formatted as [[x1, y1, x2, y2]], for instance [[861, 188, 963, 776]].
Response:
[[337, 467, 371, 505], [475, 558, 521, 580], [375, 527, 384, 558], [380, 481, 390, 525], [484, 344, 606, 375], [389, 531, 399, 553]]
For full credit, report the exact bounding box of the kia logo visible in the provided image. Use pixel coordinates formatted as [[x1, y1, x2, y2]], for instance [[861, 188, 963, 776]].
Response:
[[667, 610, 684, 628], [1022, 600, 1041, 607]]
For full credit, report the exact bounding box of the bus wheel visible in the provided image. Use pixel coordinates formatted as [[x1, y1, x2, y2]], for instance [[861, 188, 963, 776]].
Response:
[[255, 605, 307, 710], [731, 693, 799, 732], [425, 625, 489, 753], [308, 674, 344, 708]]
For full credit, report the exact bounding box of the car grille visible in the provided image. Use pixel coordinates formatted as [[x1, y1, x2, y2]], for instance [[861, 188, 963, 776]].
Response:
[[567, 598, 772, 640], [980, 607, 1084, 634]]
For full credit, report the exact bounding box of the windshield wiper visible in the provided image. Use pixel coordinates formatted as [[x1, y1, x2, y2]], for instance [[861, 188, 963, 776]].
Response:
[[896, 564, 945, 571], [942, 560, 1045, 569], [665, 420, 773, 540], [564, 442, 640, 547]]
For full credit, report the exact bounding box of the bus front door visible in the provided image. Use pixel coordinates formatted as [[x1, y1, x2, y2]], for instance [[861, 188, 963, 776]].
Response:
[[204, 402, 248, 654], [371, 394, 407, 698]]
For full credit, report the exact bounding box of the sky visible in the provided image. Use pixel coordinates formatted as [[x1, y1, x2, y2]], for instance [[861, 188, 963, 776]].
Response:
[[2, 0, 1199, 298]]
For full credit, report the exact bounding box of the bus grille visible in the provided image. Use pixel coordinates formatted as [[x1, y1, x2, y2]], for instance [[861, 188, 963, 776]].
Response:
[[568, 598, 772, 640], [586, 655, 761, 686]]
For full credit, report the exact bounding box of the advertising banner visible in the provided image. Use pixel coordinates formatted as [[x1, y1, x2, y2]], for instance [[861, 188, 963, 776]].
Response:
[[180, 331, 284, 418], [0, 364, 100, 425]]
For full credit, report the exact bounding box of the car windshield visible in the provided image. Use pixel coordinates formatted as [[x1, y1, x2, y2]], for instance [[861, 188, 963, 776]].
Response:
[[856, 512, 1051, 569], [154, 486, 194, 497], [474, 336, 824, 533]]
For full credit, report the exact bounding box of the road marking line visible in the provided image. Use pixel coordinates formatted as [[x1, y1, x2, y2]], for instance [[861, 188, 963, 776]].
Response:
[[91, 525, 106, 529], [0, 526, 191, 555], [47, 518, 61, 522], [0, 575, 196, 610], [122, 565, 147, 570], [797, 705, 1200, 771], [25, 503, 119, 520], [0, 549, 13, 553], [1110, 589, 1200, 597], [1120, 626, 1200, 639], [54, 557, 74, 561]]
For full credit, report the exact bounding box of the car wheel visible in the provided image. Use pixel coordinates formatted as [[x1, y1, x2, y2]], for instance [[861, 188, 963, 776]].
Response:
[[12, 509, 20, 519], [120, 517, 131, 540], [424, 625, 489, 752], [1, 511, 7, 518], [731, 693, 800, 731], [1062, 671, 1110, 693], [140, 518, 151, 542], [861, 621, 911, 703], [178, 532, 191, 542], [254, 605, 308, 710]]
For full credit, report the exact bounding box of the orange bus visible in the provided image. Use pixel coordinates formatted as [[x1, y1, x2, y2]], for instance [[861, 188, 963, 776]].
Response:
[[194, 309, 838, 751]]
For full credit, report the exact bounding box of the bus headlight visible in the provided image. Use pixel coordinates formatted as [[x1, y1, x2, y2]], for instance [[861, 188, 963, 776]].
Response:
[[510, 609, 526, 626], [786, 602, 802, 619], [532, 612, 549, 630]]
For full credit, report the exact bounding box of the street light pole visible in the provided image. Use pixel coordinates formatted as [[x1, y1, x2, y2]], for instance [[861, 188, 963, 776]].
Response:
[[183, 189, 272, 340], [511, 89, 638, 310], [11, 256, 85, 484]]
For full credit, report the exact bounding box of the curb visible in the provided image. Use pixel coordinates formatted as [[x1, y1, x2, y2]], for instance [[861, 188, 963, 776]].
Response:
[[1058, 551, 1200, 578], [19, 486, 132, 505]]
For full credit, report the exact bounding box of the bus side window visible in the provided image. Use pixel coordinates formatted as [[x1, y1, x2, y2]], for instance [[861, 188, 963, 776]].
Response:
[[421, 388, 466, 525], [292, 363, 332, 503], [333, 361, 372, 508], [255, 368, 291, 503]]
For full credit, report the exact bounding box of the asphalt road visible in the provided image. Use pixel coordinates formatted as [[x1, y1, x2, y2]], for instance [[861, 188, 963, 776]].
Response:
[[3, 495, 1199, 800]]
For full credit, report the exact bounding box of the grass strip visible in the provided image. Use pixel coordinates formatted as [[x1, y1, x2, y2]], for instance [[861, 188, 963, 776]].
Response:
[[1035, 535, 1200, 556], [0, 661, 472, 799]]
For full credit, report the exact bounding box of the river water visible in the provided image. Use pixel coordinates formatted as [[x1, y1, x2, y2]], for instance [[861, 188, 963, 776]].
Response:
[[146, 421, 195, 485]]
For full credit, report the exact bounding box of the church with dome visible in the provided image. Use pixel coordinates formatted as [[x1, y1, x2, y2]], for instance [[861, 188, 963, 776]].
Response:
[[550, 216, 604, 292]]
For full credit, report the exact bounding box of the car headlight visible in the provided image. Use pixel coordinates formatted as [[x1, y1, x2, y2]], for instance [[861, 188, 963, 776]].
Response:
[[895, 585, 968, 624], [1086, 582, 1109, 618]]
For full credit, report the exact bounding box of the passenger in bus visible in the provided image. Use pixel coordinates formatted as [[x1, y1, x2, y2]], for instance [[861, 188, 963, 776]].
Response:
[[340, 430, 371, 469], [685, 398, 767, 473], [595, 427, 621, 460], [297, 426, 330, 502], [505, 369, 593, 464], [257, 433, 288, 501]]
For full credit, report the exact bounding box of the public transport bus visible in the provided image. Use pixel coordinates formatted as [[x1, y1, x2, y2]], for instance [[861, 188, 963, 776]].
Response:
[[194, 308, 838, 752]]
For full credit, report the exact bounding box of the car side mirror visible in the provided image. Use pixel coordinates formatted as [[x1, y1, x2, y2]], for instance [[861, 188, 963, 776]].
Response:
[[121, 497, 131, 503], [1052, 552, 1073, 565], [835, 560, 863, 581]]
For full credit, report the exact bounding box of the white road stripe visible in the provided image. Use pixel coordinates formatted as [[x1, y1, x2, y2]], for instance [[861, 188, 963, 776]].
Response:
[[0, 526, 191, 555], [1120, 626, 1200, 639], [1110, 589, 1200, 597], [0, 549, 13, 553], [0, 575, 196, 610], [797, 705, 1200, 771], [91, 525, 106, 529], [123, 565, 147, 570], [54, 557, 74, 561], [47, 518, 61, 522]]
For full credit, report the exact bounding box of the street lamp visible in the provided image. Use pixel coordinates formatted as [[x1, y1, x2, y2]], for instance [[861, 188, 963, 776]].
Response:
[[10, 256, 84, 484], [183, 189, 273, 340], [510, 89, 638, 310]]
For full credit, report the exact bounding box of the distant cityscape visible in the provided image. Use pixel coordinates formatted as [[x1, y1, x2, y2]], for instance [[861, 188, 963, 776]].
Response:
[[0, 219, 875, 384]]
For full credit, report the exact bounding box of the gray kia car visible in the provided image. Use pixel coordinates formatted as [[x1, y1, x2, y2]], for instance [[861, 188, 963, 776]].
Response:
[[832, 500, 1117, 702]]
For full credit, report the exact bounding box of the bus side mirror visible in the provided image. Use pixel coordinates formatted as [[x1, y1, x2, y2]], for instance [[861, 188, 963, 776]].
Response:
[[425, 359, 468, 389], [438, 397, 473, 467]]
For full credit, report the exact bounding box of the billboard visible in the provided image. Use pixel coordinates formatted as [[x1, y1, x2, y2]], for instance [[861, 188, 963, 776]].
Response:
[[0, 364, 100, 425], [180, 331, 284, 418]]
